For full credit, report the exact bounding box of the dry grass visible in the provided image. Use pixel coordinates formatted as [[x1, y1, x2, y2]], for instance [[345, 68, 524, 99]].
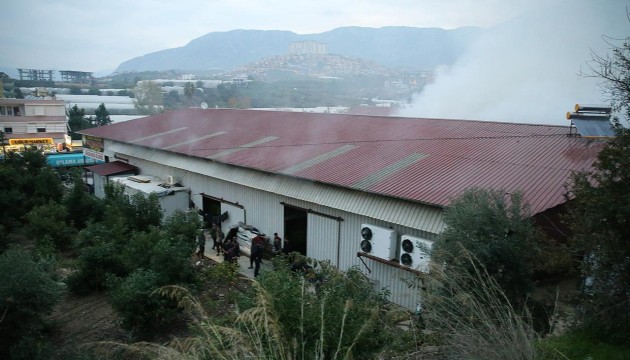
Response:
[[423, 252, 540, 360], [84, 274, 387, 360]]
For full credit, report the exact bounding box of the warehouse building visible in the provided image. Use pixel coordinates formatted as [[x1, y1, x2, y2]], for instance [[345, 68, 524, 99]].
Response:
[[79, 108, 603, 309]]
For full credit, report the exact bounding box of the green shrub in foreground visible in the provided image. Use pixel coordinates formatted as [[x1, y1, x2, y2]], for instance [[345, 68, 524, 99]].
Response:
[[0, 248, 64, 359], [107, 269, 180, 338], [537, 330, 630, 360]]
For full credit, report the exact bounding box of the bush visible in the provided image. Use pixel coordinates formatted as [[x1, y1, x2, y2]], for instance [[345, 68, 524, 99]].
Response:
[[67, 242, 128, 295], [235, 256, 409, 359], [162, 209, 201, 243], [0, 148, 64, 232], [63, 173, 102, 230], [149, 236, 196, 285], [8, 333, 55, 360], [25, 202, 75, 250], [423, 252, 539, 360], [537, 329, 630, 360], [81, 254, 426, 359], [68, 211, 198, 295], [433, 188, 540, 307], [0, 248, 64, 358], [107, 269, 180, 337], [201, 261, 240, 285]]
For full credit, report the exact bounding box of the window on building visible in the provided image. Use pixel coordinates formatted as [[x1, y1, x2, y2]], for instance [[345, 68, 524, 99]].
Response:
[[13, 107, 20, 116], [0, 106, 13, 116], [37, 127, 46, 133], [4, 127, 13, 134]]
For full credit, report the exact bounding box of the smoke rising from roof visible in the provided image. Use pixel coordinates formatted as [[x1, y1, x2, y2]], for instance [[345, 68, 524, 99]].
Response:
[[397, 0, 628, 125]]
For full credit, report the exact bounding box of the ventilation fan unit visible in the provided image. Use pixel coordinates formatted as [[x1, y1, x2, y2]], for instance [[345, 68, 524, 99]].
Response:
[[360, 224, 397, 260], [165, 175, 176, 185], [399, 235, 433, 273]]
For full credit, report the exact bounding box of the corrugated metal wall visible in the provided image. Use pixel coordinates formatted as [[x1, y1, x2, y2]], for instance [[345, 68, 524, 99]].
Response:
[[307, 213, 340, 266], [112, 152, 441, 310], [106, 142, 445, 234], [221, 203, 245, 232]]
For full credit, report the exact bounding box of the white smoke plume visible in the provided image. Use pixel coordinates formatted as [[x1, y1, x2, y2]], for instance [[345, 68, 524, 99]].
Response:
[[397, 0, 629, 125]]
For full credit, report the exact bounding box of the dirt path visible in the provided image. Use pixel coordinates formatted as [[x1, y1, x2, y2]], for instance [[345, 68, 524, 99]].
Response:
[[49, 292, 126, 359]]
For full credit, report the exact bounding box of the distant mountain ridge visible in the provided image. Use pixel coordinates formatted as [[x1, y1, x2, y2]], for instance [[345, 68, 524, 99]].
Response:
[[115, 26, 482, 73]]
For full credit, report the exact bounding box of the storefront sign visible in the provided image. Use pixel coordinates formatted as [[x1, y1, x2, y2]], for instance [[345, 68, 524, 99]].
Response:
[[83, 148, 105, 161], [9, 138, 53, 145], [84, 135, 104, 152], [47, 153, 104, 167]]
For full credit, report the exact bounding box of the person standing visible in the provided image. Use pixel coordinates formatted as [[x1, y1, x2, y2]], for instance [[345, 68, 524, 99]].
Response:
[[249, 234, 263, 269], [210, 223, 218, 251], [223, 237, 240, 264], [251, 234, 265, 277], [222, 237, 235, 263], [216, 226, 225, 256], [283, 237, 291, 255], [196, 229, 206, 260], [273, 233, 282, 256], [232, 237, 240, 260]]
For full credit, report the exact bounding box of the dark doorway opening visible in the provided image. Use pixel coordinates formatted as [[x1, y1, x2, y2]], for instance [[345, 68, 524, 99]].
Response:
[[284, 206, 307, 255], [202, 196, 221, 227]]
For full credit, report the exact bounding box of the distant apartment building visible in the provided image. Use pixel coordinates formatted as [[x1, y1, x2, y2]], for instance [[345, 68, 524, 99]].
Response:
[[0, 98, 67, 152], [17, 68, 93, 84], [18, 68, 54, 82], [59, 70, 94, 84], [289, 41, 327, 55]]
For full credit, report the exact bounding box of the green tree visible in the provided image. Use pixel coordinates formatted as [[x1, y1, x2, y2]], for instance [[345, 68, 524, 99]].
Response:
[[107, 269, 180, 337], [566, 24, 630, 343], [432, 188, 540, 306], [99, 182, 163, 233], [63, 172, 101, 230], [73, 211, 199, 332], [567, 128, 630, 341], [183, 82, 195, 104], [0, 148, 63, 231], [25, 202, 75, 250], [67, 104, 90, 140], [163, 89, 182, 110], [93, 103, 112, 126], [134, 80, 163, 114], [0, 249, 64, 359]]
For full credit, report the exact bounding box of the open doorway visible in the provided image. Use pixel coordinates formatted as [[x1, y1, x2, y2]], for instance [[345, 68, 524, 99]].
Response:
[[202, 196, 221, 227], [284, 205, 307, 255]]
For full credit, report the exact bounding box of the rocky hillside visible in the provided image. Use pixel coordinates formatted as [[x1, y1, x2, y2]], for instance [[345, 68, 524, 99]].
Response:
[[114, 26, 482, 73]]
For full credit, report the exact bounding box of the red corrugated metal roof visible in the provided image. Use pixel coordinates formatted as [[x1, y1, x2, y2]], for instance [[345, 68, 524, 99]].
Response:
[[85, 161, 138, 176], [81, 108, 603, 214]]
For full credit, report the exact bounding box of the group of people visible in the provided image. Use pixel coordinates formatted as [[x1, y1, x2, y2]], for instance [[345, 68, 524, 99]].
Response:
[[222, 237, 240, 263], [196, 223, 237, 262], [196, 225, 288, 278]]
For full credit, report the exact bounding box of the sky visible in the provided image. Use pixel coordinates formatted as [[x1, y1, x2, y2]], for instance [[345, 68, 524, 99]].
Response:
[[1, 0, 561, 73], [2, 0, 627, 125]]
